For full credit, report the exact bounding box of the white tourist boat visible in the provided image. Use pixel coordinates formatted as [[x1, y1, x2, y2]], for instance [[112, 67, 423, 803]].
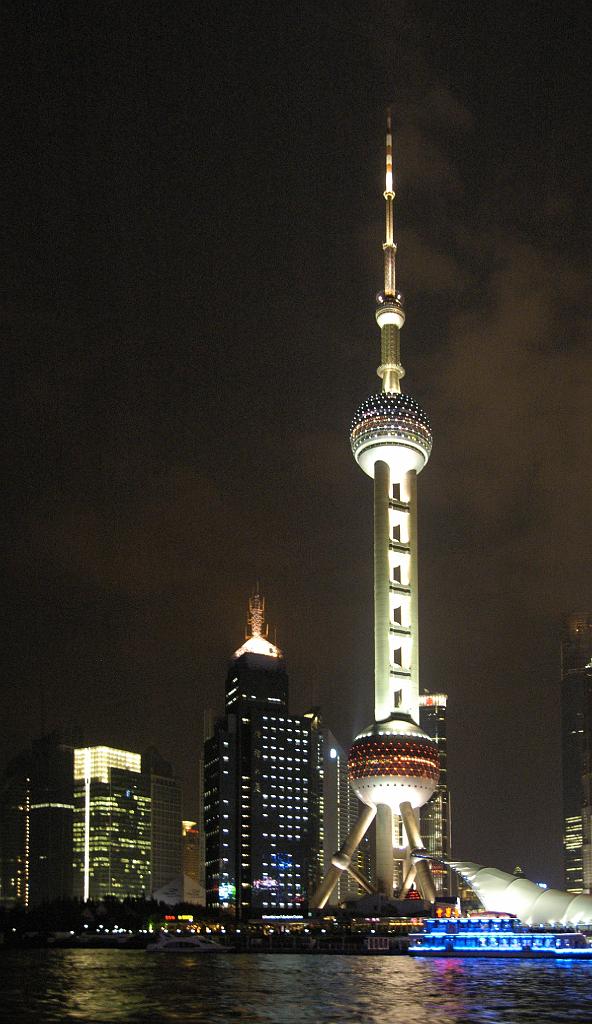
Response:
[[148, 933, 231, 953]]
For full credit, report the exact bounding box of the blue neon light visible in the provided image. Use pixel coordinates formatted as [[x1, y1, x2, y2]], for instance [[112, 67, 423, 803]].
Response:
[[410, 916, 592, 958]]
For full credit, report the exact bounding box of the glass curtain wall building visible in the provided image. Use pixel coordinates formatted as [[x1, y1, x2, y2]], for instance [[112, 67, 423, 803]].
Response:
[[73, 746, 151, 899]]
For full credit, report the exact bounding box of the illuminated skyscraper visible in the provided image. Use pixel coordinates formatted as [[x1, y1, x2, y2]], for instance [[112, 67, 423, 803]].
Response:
[[203, 592, 320, 919], [73, 746, 151, 900], [313, 116, 439, 908], [561, 612, 592, 892], [419, 692, 452, 895]]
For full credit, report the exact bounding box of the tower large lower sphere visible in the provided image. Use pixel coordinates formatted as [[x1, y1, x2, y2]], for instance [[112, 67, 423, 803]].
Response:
[[348, 713, 439, 899], [348, 715, 439, 812]]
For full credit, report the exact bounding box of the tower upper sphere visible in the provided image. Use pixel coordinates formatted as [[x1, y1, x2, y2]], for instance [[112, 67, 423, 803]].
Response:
[[350, 391, 432, 477]]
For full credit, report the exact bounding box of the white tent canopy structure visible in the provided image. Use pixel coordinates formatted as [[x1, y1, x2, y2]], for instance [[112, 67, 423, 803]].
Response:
[[452, 862, 592, 927]]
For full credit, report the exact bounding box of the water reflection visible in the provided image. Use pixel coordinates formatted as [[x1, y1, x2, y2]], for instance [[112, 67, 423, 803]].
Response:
[[0, 951, 591, 1023]]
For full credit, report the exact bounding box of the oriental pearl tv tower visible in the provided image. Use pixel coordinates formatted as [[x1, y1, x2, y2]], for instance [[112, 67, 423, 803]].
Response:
[[312, 115, 439, 908]]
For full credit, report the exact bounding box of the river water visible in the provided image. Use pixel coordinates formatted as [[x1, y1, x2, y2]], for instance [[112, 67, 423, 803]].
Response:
[[1, 951, 591, 1023]]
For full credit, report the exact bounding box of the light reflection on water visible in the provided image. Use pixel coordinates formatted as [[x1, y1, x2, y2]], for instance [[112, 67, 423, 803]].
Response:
[[1, 951, 591, 1023]]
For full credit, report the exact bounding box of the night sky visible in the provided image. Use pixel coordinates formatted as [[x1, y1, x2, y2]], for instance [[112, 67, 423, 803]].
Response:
[[4, 1, 591, 887]]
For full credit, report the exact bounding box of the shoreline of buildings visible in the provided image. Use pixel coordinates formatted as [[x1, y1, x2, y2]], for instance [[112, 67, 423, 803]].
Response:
[[1, 600, 590, 917]]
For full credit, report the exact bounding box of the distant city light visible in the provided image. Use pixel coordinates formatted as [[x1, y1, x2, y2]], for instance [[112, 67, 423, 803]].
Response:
[[218, 882, 236, 901]]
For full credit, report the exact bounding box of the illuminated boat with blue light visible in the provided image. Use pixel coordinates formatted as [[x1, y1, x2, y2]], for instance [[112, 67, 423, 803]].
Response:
[[409, 913, 592, 958]]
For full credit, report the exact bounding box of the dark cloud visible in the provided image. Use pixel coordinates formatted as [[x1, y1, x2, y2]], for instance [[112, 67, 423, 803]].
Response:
[[420, 227, 591, 873]]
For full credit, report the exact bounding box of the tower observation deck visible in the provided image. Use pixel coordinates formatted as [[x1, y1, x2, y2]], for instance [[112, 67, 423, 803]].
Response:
[[312, 114, 438, 909]]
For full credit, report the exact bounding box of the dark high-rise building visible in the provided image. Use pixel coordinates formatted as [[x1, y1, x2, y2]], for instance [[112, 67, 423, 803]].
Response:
[[303, 709, 325, 902], [197, 708, 215, 890], [73, 746, 151, 899], [142, 748, 183, 897], [0, 753, 31, 907], [0, 733, 73, 907], [561, 612, 592, 893], [203, 593, 320, 919], [29, 734, 74, 904], [419, 692, 452, 895]]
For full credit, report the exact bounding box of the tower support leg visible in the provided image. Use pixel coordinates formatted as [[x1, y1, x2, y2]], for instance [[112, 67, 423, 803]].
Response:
[[311, 804, 376, 909], [346, 863, 376, 895], [311, 865, 341, 910], [399, 800, 436, 903], [399, 861, 417, 899]]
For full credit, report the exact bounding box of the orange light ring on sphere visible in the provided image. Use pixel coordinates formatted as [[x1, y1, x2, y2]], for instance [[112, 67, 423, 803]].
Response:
[[347, 736, 439, 783]]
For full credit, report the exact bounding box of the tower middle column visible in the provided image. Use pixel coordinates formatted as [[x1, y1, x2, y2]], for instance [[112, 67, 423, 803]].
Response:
[[374, 459, 391, 722], [405, 468, 419, 723]]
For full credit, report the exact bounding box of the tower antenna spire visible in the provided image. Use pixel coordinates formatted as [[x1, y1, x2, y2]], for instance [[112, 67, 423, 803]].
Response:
[[375, 109, 405, 393], [383, 109, 396, 294]]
